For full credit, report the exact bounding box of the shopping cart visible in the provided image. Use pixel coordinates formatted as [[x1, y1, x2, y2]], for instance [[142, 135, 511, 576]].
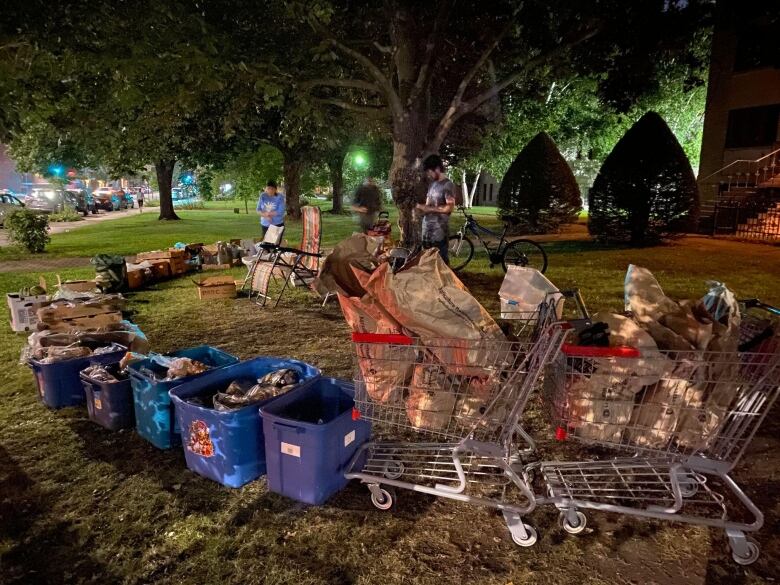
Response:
[[531, 301, 780, 565], [344, 298, 568, 546]]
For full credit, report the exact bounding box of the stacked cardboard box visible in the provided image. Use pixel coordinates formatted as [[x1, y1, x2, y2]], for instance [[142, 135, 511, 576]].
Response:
[[37, 296, 126, 332], [135, 249, 189, 276]]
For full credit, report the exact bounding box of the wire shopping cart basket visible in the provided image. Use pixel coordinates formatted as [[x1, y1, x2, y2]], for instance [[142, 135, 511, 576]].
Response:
[[531, 301, 780, 565], [344, 298, 568, 546]]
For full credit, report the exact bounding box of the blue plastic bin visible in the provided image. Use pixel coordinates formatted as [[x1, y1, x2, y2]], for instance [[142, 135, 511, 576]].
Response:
[[28, 343, 127, 409], [127, 346, 238, 450], [169, 357, 321, 488], [260, 378, 371, 505], [80, 365, 135, 431]]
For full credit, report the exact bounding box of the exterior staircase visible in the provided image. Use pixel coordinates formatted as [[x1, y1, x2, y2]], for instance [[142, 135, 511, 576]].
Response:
[[700, 147, 780, 240]]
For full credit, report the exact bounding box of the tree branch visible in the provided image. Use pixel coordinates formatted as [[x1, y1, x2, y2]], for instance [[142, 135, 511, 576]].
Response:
[[315, 98, 391, 118], [300, 78, 381, 92], [408, 0, 455, 106], [309, 18, 403, 119], [427, 23, 602, 152]]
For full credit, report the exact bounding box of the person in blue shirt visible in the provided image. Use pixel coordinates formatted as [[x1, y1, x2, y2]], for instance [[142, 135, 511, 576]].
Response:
[[256, 180, 286, 235]]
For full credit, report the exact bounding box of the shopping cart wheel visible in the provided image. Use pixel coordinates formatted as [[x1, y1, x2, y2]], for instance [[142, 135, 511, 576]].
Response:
[[731, 537, 760, 566], [383, 460, 404, 480], [510, 524, 538, 547], [369, 486, 395, 511], [559, 511, 587, 535], [679, 481, 698, 498]]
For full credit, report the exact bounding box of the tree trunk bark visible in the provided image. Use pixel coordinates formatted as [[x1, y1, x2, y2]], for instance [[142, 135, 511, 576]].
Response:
[[328, 151, 346, 214], [155, 159, 179, 221], [283, 157, 303, 220], [389, 110, 431, 246]]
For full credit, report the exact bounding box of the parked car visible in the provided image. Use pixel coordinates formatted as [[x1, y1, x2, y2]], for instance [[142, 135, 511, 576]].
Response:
[[65, 188, 97, 216], [93, 187, 115, 211], [25, 188, 79, 214], [0, 191, 25, 226]]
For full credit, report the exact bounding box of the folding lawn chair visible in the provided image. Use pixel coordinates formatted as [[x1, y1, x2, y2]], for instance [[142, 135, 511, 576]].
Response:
[[240, 224, 285, 293], [246, 206, 323, 307]]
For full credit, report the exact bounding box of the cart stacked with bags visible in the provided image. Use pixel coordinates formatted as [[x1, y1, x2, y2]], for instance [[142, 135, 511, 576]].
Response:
[[340, 248, 570, 545], [528, 268, 780, 565]]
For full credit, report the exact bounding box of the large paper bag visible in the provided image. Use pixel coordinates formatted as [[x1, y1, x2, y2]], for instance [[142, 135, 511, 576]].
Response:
[[339, 293, 414, 404], [362, 249, 506, 373]]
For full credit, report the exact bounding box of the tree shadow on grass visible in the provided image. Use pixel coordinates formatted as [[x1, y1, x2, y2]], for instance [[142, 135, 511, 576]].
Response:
[[0, 444, 121, 585], [64, 416, 232, 517]]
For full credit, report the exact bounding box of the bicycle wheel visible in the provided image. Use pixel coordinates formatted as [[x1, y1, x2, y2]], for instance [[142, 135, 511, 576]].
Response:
[[502, 239, 548, 273], [448, 234, 474, 271]]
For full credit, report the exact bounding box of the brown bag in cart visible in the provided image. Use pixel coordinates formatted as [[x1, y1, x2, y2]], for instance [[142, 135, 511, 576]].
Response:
[[361, 249, 506, 375], [338, 293, 414, 404]]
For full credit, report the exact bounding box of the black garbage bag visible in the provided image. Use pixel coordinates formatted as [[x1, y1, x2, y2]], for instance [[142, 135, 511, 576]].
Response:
[[92, 254, 127, 292]]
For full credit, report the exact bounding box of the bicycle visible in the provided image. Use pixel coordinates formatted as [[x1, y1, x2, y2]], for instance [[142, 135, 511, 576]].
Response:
[[448, 207, 548, 273]]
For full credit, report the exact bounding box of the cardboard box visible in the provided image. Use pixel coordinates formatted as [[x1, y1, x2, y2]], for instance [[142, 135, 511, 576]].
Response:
[[150, 260, 172, 280], [7, 289, 49, 332], [57, 275, 98, 293], [194, 276, 237, 300], [126, 268, 146, 290]]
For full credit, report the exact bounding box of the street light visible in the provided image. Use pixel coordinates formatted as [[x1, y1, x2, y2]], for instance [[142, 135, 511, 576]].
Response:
[[352, 152, 368, 168]]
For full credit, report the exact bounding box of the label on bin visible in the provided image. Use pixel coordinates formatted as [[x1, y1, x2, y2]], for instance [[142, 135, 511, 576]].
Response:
[[281, 442, 301, 458], [94, 398, 103, 410], [344, 430, 355, 447]]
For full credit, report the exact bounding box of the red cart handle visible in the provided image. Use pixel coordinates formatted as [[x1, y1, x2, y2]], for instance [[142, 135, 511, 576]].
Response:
[[561, 344, 641, 358], [351, 332, 415, 345]]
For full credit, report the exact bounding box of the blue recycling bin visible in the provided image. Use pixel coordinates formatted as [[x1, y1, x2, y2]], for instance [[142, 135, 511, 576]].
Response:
[[127, 346, 238, 450], [169, 357, 321, 488], [260, 378, 371, 505], [80, 364, 135, 431], [28, 343, 127, 409]]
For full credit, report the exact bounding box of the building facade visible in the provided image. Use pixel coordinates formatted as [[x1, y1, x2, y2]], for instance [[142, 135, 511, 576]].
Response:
[[697, 2, 780, 235]]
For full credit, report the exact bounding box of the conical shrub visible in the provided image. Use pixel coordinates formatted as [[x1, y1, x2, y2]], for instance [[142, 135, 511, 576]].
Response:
[[588, 111, 698, 245], [497, 132, 581, 233]]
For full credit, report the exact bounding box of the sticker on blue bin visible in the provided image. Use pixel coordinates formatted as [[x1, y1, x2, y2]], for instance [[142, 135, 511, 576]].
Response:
[[281, 442, 301, 458], [344, 430, 355, 447], [187, 420, 214, 457]]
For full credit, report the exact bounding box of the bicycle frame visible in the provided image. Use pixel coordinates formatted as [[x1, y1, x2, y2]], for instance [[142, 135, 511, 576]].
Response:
[[454, 213, 509, 261]]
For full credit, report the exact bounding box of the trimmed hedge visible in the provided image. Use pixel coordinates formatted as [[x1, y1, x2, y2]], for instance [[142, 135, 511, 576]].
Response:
[[498, 132, 581, 233], [588, 111, 698, 245]]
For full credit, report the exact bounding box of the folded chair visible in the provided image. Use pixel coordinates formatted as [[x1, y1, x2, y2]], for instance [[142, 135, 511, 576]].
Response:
[[246, 206, 323, 307]]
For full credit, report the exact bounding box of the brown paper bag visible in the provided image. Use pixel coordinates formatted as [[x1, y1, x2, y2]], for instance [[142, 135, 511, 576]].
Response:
[[406, 364, 457, 431], [361, 249, 506, 373], [339, 293, 414, 404]]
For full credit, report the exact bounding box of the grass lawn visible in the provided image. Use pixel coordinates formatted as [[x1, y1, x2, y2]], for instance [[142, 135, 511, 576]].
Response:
[[1, 208, 779, 584]]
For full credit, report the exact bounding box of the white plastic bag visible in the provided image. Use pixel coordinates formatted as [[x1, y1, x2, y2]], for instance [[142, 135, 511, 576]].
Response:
[[498, 266, 563, 319]]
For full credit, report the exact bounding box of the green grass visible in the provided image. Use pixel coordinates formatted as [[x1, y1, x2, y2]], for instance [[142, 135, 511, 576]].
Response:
[[1, 210, 780, 584], [0, 201, 504, 263]]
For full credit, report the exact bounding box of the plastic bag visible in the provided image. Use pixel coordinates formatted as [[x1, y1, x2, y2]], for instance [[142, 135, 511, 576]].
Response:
[[212, 368, 301, 411], [164, 357, 209, 380]]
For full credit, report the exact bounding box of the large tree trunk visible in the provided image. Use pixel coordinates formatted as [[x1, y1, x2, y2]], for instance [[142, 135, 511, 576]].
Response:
[[283, 157, 303, 220], [388, 6, 435, 245], [328, 150, 346, 214], [389, 114, 431, 246], [155, 159, 179, 221]]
